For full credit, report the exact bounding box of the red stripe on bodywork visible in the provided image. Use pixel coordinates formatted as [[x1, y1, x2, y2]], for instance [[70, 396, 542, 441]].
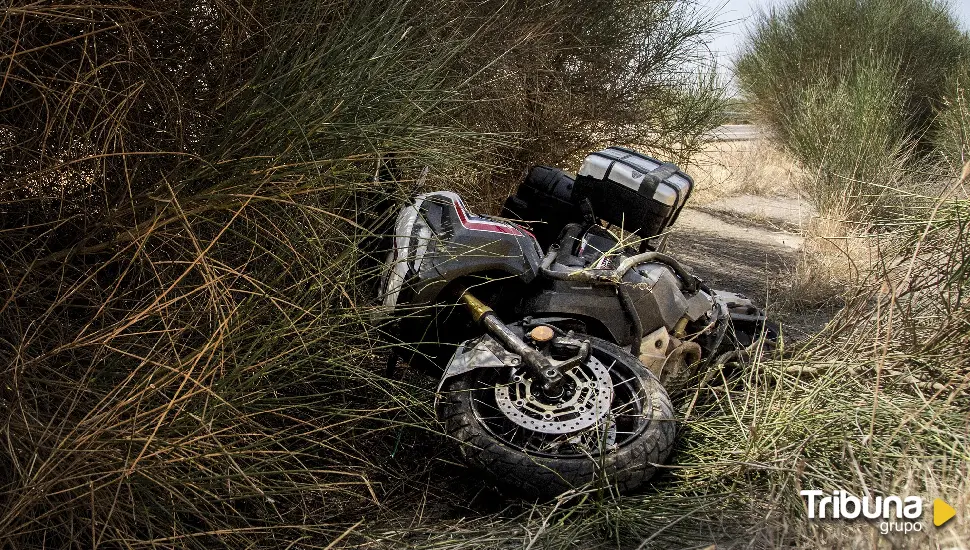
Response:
[[453, 198, 523, 236]]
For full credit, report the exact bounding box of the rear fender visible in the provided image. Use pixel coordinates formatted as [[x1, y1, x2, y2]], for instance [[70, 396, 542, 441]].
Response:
[[521, 281, 632, 345]]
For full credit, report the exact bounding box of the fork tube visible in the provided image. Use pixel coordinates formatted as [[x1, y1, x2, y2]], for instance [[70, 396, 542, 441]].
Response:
[[458, 290, 563, 392]]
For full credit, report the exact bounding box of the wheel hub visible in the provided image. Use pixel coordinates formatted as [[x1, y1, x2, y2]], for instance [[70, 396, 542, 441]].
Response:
[[494, 355, 614, 434]]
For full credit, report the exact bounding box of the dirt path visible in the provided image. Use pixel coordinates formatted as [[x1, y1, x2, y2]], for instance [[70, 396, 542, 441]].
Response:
[[666, 194, 832, 340]]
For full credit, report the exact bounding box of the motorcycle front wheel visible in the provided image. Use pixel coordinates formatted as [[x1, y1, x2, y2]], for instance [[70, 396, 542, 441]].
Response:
[[438, 334, 676, 500]]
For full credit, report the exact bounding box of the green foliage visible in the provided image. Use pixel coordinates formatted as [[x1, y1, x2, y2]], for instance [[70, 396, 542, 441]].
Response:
[[934, 69, 970, 167], [735, 0, 970, 217], [737, 0, 969, 148], [782, 61, 912, 216]]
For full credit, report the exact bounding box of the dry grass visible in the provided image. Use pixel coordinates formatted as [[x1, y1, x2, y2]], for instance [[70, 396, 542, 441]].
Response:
[[686, 138, 802, 205], [727, 5, 970, 537], [770, 216, 876, 316], [683, 138, 850, 318], [2, 2, 968, 548]]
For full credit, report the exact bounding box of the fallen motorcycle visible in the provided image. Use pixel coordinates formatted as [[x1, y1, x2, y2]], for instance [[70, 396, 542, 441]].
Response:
[[377, 147, 775, 499]]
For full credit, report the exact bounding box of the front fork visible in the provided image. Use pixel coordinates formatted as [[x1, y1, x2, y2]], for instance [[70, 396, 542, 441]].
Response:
[[457, 289, 589, 395]]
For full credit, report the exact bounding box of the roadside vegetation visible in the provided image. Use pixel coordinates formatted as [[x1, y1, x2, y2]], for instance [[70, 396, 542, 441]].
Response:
[[0, 1, 724, 548], [733, 0, 970, 546], [2, 0, 967, 548], [735, 0, 970, 218]]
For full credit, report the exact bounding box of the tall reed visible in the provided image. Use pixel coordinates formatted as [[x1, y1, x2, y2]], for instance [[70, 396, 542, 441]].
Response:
[[0, 1, 722, 547]]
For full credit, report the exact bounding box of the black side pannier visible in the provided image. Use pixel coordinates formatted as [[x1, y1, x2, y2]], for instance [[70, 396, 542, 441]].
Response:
[[501, 165, 578, 249], [574, 147, 693, 239]]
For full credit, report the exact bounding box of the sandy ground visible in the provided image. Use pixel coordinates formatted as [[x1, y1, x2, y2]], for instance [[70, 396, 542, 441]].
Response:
[[667, 138, 837, 340]]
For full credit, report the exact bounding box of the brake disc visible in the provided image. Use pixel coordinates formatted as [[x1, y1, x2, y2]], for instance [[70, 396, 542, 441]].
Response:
[[494, 355, 614, 434]]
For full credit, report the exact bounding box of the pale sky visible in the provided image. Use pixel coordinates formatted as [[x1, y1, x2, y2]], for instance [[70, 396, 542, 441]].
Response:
[[701, 0, 970, 89]]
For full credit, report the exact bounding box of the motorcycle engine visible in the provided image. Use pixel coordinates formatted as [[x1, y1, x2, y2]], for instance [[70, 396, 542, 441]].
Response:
[[573, 224, 715, 334], [623, 261, 715, 331]]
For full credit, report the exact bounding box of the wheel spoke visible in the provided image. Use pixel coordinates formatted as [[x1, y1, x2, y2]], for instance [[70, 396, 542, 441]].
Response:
[[605, 358, 618, 373], [472, 397, 501, 412], [612, 374, 639, 388], [499, 423, 519, 441]]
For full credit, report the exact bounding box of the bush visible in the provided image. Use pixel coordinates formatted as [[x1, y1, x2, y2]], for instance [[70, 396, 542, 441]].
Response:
[[735, 0, 970, 217], [782, 60, 913, 217], [441, 0, 726, 206], [935, 69, 970, 168], [737, 0, 969, 149], [0, 1, 722, 547]]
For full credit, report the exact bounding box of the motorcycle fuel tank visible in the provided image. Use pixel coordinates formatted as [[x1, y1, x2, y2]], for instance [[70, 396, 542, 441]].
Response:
[[379, 191, 543, 313]]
